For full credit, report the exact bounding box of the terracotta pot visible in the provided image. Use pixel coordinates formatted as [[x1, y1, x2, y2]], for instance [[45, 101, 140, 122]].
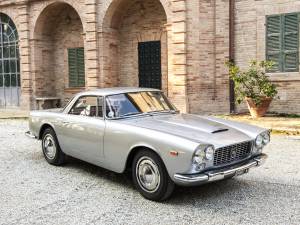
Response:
[[245, 97, 272, 118]]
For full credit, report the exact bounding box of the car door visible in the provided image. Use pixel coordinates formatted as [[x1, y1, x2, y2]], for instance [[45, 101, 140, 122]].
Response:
[[56, 95, 105, 165]]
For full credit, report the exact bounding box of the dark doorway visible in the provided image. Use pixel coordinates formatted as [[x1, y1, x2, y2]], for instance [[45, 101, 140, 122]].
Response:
[[138, 41, 161, 89]]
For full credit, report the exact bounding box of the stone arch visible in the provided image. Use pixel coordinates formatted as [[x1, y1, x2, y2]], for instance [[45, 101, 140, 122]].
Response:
[[33, 1, 85, 106], [100, 0, 169, 94], [102, 0, 172, 29], [100, 0, 188, 112], [32, 0, 86, 36]]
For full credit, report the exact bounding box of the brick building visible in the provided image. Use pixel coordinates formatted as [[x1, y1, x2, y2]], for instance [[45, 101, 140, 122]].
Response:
[[0, 0, 299, 114]]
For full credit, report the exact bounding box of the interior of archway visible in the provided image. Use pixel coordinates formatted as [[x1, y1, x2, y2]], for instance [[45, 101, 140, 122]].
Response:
[[103, 0, 168, 93], [34, 3, 84, 106]]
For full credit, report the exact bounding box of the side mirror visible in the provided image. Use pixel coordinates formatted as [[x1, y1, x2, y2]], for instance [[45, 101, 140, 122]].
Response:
[[108, 111, 115, 118]]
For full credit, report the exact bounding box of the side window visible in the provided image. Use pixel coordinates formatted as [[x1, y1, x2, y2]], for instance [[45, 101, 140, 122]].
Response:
[[69, 96, 98, 117]]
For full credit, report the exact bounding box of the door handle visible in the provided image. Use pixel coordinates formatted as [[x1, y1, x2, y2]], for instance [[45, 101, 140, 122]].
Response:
[[62, 121, 70, 124]]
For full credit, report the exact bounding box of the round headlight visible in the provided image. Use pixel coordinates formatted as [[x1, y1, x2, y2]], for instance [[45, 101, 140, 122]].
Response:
[[193, 149, 205, 164], [262, 132, 270, 144], [205, 146, 214, 160], [255, 134, 263, 147]]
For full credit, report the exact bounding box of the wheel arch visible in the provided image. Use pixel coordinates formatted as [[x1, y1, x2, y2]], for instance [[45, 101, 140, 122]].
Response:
[[125, 145, 165, 173], [38, 123, 55, 139]]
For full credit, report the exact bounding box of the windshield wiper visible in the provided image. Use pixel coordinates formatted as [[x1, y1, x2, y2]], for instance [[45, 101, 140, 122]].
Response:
[[149, 109, 177, 114], [122, 112, 143, 117]]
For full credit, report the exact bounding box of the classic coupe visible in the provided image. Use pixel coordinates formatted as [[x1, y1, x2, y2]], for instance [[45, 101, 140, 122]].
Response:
[[26, 87, 269, 201]]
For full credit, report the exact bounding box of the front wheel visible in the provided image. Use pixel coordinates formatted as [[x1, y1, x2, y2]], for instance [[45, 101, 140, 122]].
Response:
[[42, 128, 66, 166], [132, 150, 175, 201]]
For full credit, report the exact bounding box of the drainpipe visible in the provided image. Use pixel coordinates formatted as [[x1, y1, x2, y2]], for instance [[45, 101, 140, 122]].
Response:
[[229, 0, 235, 113], [212, 0, 217, 100]]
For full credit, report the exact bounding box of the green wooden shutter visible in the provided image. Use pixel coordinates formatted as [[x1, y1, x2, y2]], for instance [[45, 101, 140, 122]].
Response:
[[68, 48, 78, 87], [76, 48, 85, 87], [266, 15, 282, 72], [68, 47, 85, 87], [283, 14, 299, 72]]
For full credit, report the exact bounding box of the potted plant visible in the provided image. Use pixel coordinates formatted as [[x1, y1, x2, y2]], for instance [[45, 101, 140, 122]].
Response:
[[226, 60, 278, 118]]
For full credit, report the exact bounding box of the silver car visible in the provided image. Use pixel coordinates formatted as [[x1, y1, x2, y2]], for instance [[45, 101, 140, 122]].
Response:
[[26, 87, 269, 201]]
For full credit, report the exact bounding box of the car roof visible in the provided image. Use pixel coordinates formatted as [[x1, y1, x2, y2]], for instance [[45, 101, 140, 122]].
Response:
[[76, 87, 161, 96]]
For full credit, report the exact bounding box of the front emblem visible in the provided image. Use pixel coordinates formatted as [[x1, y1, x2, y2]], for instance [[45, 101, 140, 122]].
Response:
[[231, 150, 237, 159]]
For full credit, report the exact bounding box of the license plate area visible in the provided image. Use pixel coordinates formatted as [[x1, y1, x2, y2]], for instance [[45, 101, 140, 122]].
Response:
[[235, 168, 249, 177]]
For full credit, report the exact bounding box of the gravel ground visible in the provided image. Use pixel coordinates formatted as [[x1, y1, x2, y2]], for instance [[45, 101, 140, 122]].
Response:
[[0, 119, 299, 225]]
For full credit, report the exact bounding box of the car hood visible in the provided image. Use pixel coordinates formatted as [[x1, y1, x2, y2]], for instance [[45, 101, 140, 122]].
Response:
[[121, 113, 266, 148]]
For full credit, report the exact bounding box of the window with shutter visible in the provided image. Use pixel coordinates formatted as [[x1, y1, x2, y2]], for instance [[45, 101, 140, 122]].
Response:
[[68, 47, 85, 87], [266, 13, 299, 72]]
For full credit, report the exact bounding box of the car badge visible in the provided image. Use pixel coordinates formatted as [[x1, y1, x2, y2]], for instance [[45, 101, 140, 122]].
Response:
[[231, 150, 237, 158]]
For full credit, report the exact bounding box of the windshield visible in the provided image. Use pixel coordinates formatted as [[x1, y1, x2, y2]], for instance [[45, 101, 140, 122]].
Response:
[[105, 91, 176, 119]]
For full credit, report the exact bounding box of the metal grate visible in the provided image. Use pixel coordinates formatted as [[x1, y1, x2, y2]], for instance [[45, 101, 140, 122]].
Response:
[[213, 141, 252, 166]]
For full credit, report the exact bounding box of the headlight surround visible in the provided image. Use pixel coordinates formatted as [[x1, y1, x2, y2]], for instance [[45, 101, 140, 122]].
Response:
[[192, 145, 214, 170], [262, 131, 270, 144], [256, 131, 270, 147], [205, 146, 214, 160], [255, 134, 263, 147], [193, 148, 205, 164]]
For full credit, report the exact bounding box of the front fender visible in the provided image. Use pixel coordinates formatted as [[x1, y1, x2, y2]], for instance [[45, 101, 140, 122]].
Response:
[[103, 121, 199, 179]]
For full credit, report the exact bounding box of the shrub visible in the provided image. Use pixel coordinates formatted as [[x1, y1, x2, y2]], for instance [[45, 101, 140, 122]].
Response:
[[226, 60, 278, 106]]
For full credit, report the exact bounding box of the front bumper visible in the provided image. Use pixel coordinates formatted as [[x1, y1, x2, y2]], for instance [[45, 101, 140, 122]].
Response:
[[174, 153, 267, 186]]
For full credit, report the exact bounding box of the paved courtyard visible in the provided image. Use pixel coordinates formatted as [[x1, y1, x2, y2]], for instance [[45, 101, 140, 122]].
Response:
[[0, 119, 300, 225]]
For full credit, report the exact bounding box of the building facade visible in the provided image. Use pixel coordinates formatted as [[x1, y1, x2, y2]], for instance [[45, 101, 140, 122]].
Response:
[[235, 0, 300, 114], [0, 0, 298, 114]]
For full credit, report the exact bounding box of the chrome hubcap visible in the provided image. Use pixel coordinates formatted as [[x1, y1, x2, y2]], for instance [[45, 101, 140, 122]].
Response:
[[43, 134, 56, 160], [136, 156, 160, 193]]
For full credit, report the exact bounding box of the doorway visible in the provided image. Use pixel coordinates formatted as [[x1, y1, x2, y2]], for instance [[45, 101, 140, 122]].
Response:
[[138, 41, 162, 89]]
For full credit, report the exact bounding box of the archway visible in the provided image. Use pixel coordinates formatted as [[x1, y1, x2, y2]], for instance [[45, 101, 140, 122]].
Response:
[[33, 2, 84, 106], [102, 0, 168, 93], [0, 13, 20, 107]]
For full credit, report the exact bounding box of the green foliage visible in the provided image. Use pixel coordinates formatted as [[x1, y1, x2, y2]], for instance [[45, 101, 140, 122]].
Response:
[[226, 60, 278, 106]]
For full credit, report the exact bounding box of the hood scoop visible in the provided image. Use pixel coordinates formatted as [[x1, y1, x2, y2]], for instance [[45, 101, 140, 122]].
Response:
[[212, 128, 229, 134]]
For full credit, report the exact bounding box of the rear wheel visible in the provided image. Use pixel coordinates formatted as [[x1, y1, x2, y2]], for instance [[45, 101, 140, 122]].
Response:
[[42, 128, 66, 166], [132, 149, 175, 201]]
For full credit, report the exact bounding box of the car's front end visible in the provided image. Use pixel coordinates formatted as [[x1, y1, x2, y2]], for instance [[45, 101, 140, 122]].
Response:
[[173, 130, 270, 186]]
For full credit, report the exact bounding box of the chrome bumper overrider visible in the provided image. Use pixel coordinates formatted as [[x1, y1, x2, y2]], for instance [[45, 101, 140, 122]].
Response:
[[25, 131, 37, 139], [174, 154, 267, 186]]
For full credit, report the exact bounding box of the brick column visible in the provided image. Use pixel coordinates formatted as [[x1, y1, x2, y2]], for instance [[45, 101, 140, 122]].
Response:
[[84, 0, 100, 89], [17, 1, 33, 110], [168, 0, 188, 113]]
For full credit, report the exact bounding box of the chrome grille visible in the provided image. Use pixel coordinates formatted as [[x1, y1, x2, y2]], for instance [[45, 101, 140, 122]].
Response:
[[214, 141, 252, 166]]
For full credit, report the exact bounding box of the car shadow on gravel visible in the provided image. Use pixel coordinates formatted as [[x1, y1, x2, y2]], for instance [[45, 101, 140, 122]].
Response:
[[63, 156, 256, 202], [167, 179, 253, 204], [64, 156, 135, 190]]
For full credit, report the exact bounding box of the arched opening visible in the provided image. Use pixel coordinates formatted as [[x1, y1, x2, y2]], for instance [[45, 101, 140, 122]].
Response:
[[33, 2, 84, 106], [0, 13, 20, 107], [102, 0, 168, 92]]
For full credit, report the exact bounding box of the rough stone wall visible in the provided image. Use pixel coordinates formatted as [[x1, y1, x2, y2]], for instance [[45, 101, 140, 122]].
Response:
[[186, 0, 230, 114], [235, 0, 300, 114]]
